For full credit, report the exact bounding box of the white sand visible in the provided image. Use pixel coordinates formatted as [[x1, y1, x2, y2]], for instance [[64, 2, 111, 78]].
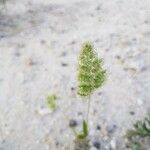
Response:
[[0, 0, 150, 149]]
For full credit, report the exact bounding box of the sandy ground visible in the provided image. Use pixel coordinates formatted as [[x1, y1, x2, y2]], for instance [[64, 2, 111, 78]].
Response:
[[0, 0, 150, 149]]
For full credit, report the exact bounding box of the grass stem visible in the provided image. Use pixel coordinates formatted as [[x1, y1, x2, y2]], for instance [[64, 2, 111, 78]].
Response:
[[86, 95, 91, 125]]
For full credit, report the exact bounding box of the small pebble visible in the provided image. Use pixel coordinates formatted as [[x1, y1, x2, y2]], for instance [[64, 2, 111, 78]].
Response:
[[105, 49, 110, 52], [107, 124, 117, 134], [98, 92, 102, 96], [112, 124, 117, 129], [61, 63, 68, 67], [130, 111, 135, 115], [69, 119, 78, 127], [96, 125, 101, 130], [140, 66, 147, 72], [96, 6, 101, 11], [78, 112, 83, 116], [126, 144, 130, 148], [132, 38, 137, 42], [17, 43, 25, 48], [90, 13, 94, 17], [70, 41, 76, 45], [144, 20, 149, 24], [93, 109, 97, 115], [27, 58, 36, 66], [93, 141, 101, 149], [95, 39, 100, 43], [71, 87, 75, 91], [115, 55, 121, 59], [40, 40, 46, 44], [0, 35, 5, 39], [14, 51, 21, 57], [61, 51, 67, 57], [55, 141, 59, 146]]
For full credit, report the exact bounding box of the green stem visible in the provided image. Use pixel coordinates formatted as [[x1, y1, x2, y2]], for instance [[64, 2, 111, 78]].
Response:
[[86, 95, 91, 125]]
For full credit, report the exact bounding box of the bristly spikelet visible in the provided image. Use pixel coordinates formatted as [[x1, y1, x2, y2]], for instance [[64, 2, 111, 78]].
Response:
[[77, 42, 106, 96]]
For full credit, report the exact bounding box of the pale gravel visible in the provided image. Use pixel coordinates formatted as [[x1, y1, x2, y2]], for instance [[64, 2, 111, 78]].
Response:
[[0, 0, 150, 149]]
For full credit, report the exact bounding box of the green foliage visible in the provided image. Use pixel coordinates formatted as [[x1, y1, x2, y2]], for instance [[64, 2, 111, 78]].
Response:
[[126, 112, 150, 150], [130, 142, 141, 150], [71, 120, 88, 140], [77, 42, 106, 96], [77, 120, 88, 139], [47, 95, 57, 110], [126, 112, 150, 139]]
